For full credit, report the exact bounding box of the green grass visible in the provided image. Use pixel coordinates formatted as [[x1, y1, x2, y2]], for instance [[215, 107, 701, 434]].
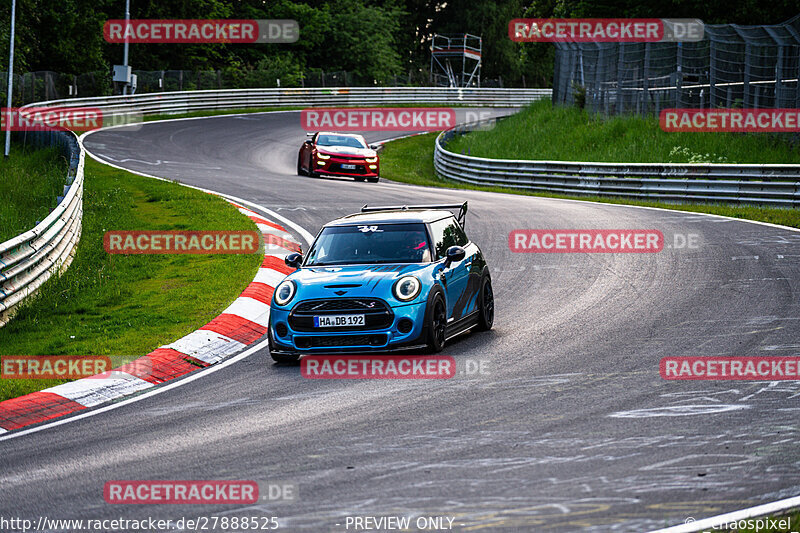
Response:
[[0, 157, 262, 401], [0, 145, 69, 242], [380, 132, 800, 229], [447, 100, 800, 164]]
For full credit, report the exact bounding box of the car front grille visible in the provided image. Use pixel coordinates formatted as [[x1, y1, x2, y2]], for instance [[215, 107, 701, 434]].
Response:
[[295, 334, 388, 349], [289, 298, 393, 332], [295, 299, 384, 312]]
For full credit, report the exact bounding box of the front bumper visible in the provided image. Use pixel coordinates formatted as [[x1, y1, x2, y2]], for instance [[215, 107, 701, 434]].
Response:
[[269, 300, 426, 355], [314, 155, 379, 178]]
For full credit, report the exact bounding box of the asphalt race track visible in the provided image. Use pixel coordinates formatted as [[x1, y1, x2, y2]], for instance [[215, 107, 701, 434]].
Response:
[[2, 109, 799, 532]]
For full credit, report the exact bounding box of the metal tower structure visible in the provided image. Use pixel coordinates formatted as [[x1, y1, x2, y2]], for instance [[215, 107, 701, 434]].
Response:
[[430, 34, 482, 88]]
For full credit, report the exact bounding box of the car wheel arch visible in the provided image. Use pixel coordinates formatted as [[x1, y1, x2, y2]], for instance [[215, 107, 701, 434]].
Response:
[[421, 285, 447, 351]]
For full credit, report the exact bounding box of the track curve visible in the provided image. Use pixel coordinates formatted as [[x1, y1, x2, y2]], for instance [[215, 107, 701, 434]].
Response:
[[1, 110, 799, 532]]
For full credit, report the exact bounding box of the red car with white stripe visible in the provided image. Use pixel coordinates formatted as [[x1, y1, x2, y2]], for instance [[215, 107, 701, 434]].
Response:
[[297, 132, 380, 182]]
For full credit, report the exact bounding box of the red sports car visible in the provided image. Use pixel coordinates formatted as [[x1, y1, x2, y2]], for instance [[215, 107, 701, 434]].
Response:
[[297, 132, 380, 182]]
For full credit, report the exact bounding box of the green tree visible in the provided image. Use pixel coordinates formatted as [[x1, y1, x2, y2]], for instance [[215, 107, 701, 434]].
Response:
[[0, 0, 112, 74], [315, 0, 405, 83]]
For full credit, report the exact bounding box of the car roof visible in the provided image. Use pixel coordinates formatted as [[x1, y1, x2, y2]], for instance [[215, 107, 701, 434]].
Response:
[[325, 209, 454, 226]]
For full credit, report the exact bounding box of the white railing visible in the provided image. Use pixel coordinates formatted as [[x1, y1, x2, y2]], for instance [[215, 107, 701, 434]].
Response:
[[29, 87, 553, 120], [434, 127, 800, 207], [0, 131, 84, 325]]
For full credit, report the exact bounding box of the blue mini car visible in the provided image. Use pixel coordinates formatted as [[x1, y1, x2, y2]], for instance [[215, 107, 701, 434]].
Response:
[[268, 202, 494, 363]]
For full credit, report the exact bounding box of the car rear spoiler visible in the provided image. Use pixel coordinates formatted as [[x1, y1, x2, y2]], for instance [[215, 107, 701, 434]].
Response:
[[361, 202, 468, 228]]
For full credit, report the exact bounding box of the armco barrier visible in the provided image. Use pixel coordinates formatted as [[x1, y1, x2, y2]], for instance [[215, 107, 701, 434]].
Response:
[[434, 127, 800, 207], [28, 87, 553, 120], [0, 131, 84, 326]]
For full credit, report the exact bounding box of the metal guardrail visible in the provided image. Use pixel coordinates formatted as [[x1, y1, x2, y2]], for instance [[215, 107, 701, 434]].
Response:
[[434, 127, 800, 207], [29, 87, 553, 119], [0, 131, 84, 326]]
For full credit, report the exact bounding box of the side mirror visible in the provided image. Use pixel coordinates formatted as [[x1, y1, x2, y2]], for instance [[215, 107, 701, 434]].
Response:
[[444, 246, 466, 267], [285, 253, 303, 269], [369, 143, 384, 153]]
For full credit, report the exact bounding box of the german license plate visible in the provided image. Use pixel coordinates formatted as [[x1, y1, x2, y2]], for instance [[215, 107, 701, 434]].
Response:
[[314, 314, 365, 327], [341, 164, 356, 170]]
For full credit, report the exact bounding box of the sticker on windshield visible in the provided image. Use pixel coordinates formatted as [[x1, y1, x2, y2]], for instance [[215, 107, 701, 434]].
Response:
[[358, 225, 383, 233]]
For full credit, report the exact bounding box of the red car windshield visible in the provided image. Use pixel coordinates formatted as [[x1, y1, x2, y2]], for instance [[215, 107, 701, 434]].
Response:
[[316, 135, 367, 149]]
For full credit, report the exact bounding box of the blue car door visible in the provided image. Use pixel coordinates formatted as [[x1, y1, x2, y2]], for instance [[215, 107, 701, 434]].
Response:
[[430, 217, 471, 321], [444, 254, 470, 320]]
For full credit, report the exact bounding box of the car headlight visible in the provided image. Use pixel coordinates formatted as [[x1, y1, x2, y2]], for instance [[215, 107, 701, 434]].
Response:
[[274, 280, 296, 306], [393, 276, 421, 301], [316, 153, 331, 160], [365, 157, 377, 163]]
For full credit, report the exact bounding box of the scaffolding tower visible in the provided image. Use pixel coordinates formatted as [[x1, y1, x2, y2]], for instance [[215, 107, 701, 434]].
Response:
[[430, 34, 482, 88]]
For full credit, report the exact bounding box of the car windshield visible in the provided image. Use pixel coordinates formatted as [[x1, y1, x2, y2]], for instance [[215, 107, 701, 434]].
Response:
[[316, 135, 367, 149], [305, 223, 432, 265]]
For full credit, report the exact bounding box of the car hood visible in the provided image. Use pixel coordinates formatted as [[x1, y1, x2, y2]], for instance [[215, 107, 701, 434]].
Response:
[[285, 263, 433, 303], [318, 145, 376, 158]]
